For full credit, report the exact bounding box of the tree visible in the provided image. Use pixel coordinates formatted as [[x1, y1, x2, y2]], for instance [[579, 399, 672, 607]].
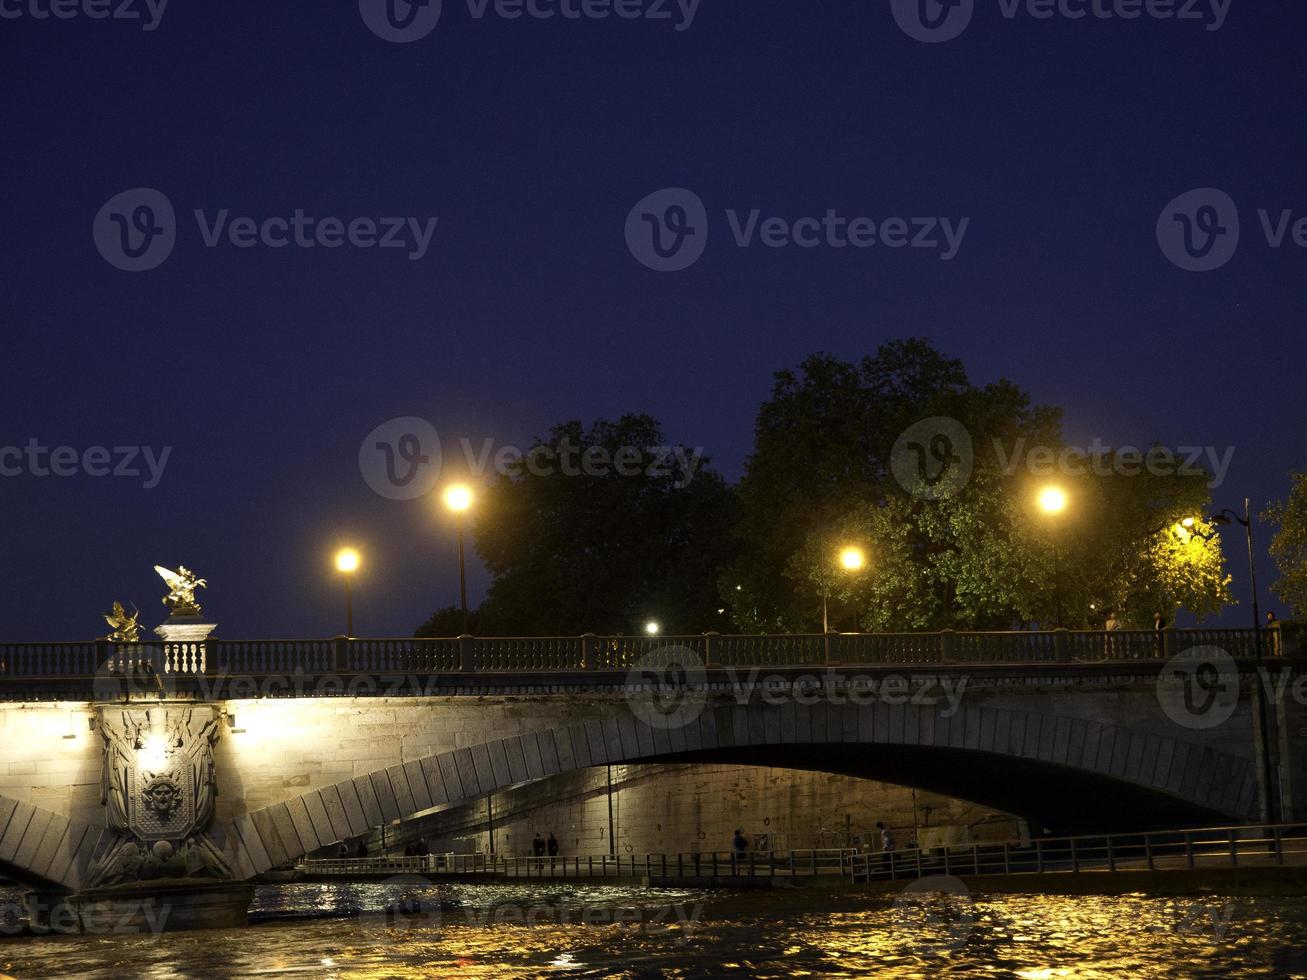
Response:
[[727, 339, 1059, 630], [1264, 471, 1307, 617], [445, 414, 737, 636], [731, 339, 1232, 632]]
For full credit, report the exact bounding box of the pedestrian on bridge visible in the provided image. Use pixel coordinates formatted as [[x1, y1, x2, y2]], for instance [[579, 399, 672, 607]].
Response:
[[547, 833, 559, 858]]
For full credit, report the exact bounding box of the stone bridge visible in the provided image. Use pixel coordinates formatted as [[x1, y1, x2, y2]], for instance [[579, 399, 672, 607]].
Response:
[[0, 627, 1301, 926]]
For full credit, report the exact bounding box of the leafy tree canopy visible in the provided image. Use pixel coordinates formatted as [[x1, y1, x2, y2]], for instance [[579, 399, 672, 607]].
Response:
[[1264, 471, 1307, 618], [436, 414, 737, 636], [729, 339, 1231, 632]]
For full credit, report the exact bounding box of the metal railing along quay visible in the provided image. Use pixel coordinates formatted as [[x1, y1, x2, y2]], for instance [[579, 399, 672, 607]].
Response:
[[847, 823, 1307, 884], [299, 848, 857, 880], [0, 626, 1294, 686]]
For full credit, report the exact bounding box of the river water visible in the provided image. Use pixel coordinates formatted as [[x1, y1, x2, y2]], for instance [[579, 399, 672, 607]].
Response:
[[1, 880, 1306, 978]]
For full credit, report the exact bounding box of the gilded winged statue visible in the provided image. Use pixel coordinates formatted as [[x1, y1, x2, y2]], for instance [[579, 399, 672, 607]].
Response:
[[103, 601, 142, 643], [154, 565, 207, 616]]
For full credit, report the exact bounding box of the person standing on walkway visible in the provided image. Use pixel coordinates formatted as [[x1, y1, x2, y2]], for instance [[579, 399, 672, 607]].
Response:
[[1104, 610, 1121, 659], [876, 821, 894, 873], [547, 832, 559, 859]]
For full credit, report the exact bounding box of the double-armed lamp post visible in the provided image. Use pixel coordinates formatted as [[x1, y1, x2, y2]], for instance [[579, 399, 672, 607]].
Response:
[[1207, 498, 1278, 822]]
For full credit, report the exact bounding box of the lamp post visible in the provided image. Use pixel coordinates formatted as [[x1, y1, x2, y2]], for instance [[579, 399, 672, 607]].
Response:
[[1037, 485, 1068, 628], [1209, 498, 1278, 822], [334, 548, 360, 637], [442, 484, 473, 633], [822, 546, 867, 634]]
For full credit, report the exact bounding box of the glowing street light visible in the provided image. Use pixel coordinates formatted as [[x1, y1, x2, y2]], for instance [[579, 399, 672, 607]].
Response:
[[334, 548, 361, 637], [441, 484, 474, 633], [823, 545, 868, 634], [1037, 485, 1068, 515], [644, 620, 661, 636], [1035, 485, 1068, 628], [443, 484, 473, 513]]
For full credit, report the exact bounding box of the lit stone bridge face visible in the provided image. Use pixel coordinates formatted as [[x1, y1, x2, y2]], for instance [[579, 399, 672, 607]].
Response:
[[0, 628, 1299, 892]]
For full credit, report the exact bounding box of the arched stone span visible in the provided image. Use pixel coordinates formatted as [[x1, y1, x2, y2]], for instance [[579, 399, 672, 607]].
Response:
[[0, 796, 109, 892], [228, 700, 1259, 875]]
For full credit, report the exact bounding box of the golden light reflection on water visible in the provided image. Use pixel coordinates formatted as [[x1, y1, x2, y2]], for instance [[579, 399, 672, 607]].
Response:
[[0, 884, 1304, 978]]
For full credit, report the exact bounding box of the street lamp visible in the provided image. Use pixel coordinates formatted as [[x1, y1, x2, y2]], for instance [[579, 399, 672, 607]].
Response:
[[644, 620, 661, 636], [823, 545, 867, 634], [334, 548, 360, 637], [1037, 485, 1068, 628], [442, 484, 474, 633], [1209, 498, 1277, 821]]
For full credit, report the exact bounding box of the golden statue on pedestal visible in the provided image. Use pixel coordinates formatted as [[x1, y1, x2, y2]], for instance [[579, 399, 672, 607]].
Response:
[[102, 601, 142, 643], [154, 565, 207, 617]]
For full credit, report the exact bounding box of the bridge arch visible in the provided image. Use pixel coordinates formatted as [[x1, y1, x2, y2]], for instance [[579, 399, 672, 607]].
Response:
[[229, 699, 1258, 874], [0, 796, 108, 892]]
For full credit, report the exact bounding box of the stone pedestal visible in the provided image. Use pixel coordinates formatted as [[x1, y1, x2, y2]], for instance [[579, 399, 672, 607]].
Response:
[[27, 881, 254, 934], [154, 615, 216, 672], [153, 614, 217, 644]]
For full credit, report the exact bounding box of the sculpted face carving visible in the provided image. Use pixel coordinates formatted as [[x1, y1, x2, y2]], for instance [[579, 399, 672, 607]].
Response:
[[141, 775, 184, 822]]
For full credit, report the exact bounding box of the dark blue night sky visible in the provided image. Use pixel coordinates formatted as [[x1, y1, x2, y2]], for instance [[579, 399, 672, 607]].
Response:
[[2, 0, 1303, 639]]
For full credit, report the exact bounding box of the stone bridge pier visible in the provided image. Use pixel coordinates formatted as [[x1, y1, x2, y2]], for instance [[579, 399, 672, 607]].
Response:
[[0, 652, 1303, 931]]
